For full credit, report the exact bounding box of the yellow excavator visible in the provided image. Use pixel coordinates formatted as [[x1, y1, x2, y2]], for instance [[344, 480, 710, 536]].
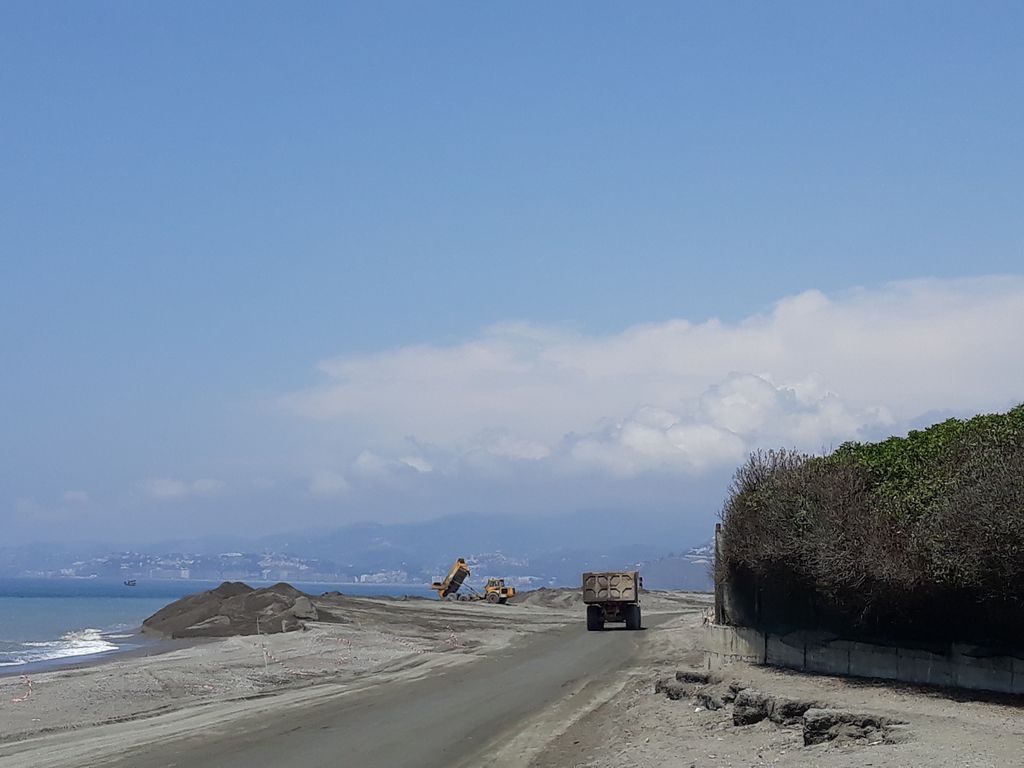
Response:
[[431, 558, 516, 604]]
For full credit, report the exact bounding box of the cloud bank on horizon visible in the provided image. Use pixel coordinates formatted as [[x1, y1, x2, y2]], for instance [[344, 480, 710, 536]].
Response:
[[282, 275, 1024, 493], [10, 274, 1023, 546]]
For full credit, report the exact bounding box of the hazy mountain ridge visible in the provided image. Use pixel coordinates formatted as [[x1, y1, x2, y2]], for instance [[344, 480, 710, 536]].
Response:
[[0, 512, 715, 590], [634, 540, 715, 591]]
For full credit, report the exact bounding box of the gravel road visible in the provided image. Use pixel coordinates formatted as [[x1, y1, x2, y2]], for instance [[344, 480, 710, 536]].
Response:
[[103, 620, 657, 768]]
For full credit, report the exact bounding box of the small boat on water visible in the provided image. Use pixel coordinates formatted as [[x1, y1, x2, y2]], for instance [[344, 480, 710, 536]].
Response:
[[123, 579, 137, 587]]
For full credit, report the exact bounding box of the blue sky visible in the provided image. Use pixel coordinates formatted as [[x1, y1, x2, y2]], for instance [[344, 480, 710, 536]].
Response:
[[2, 3, 1022, 545]]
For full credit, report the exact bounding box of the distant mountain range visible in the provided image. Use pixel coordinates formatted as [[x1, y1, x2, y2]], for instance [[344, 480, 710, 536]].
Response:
[[635, 540, 715, 592], [0, 511, 715, 590]]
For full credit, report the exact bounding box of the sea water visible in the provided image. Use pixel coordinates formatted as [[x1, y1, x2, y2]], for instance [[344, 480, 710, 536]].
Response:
[[0, 578, 435, 672]]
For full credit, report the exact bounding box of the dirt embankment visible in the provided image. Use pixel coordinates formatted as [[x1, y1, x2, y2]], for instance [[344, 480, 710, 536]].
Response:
[[141, 582, 710, 640], [141, 582, 323, 638], [141, 582, 608, 640]]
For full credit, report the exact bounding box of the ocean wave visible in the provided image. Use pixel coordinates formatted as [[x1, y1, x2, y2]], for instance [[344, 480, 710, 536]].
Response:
[[0, 628, 120, 666]]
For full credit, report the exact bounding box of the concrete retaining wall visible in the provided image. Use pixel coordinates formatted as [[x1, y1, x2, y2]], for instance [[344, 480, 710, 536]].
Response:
[[704, 624, 765, 667], [704, 624, 1024, 695]]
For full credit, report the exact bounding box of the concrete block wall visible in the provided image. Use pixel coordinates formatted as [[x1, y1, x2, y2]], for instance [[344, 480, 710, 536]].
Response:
[[950, 647, 1015, 694], [766, 633, 805, 669], [704, 624, 765, 670], [704, 624, 1024, 696], [848, 641, 900, 681], [805, 639, 851, 676], [1013, 658, 1024, 695], [896, 646, 953, 688]]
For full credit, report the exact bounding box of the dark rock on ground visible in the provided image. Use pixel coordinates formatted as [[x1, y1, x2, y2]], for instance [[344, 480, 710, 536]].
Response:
[[724, 681, 745, 703], [675, 670, 718, 685], [657, 672, 745, 710], [802, 708, 906, 746], [696, 688, 726, 711], [768, 696, 820, 725], [733, 690, 772, 725], [654, 677, 690, 700], [732, 690, 821, 726]]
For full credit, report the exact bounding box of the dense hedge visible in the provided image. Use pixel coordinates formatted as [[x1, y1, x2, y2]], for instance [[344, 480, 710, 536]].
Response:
[[718, 405, 1024, 646]]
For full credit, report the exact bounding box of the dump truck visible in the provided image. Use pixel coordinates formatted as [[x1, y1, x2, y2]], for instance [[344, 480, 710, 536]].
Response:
[[582, 571, 642, 630], [431, 559, 516, 604], [432, 558, 471, 599]]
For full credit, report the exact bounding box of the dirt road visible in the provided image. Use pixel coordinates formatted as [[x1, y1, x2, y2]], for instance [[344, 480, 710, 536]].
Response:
[[0, 597, 696, 768], [120, 622, 654, 768]]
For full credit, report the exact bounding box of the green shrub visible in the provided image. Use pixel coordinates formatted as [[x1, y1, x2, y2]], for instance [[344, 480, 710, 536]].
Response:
[[719, 404, 1024, 644]]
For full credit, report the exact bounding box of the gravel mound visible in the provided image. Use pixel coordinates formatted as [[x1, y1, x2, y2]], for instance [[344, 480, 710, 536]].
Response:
[[142, 581, 321, 639], [513, 587, 584, 609]]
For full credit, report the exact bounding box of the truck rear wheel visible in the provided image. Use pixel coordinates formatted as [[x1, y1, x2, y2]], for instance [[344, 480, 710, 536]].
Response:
[[625, 604, 642, 630], [586, 605, 604, 631], [486, 591, 500, 603]]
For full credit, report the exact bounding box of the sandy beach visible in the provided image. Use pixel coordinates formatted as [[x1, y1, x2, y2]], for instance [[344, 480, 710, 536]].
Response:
[[0, 590, 570, 748], [1, 588, 1021, 768]]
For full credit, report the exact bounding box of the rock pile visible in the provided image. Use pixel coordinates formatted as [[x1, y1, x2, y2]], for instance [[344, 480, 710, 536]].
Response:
[[142, 582, 321, 639], [731, 689, 821, 726], [802, 708, 905, 746], [654, 669, 909, 747]]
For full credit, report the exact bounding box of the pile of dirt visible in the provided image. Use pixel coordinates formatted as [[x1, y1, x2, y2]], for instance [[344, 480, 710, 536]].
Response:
[[512, 587, 584, 610], [142, 582, 321, 639]]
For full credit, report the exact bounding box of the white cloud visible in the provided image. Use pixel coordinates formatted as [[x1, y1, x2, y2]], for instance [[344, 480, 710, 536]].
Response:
[[480, 433, 551, 461], [571, 419, 746, 476], [283, 276, 1024, 477], [351, 451, 399, 477], [63, 490, 90, 503], [309, 470, 349, 497], [398, 455, 434, 473], [191, 478, 225, 495], [566, 375, 888, 475], [348, 450, 434, 480], [145, 477, 225, 500]]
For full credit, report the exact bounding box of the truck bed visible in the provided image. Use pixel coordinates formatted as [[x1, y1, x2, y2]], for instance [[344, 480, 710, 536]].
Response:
[[582, 571, 640, 604]]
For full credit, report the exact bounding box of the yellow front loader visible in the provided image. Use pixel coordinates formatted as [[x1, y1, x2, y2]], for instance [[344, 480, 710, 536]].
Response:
[[481, 577, 516, 604]]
